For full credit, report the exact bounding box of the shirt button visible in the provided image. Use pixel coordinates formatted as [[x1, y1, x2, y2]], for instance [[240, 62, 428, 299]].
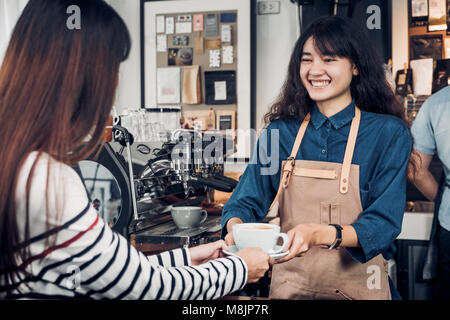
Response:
[[322, 149, 326, 154]]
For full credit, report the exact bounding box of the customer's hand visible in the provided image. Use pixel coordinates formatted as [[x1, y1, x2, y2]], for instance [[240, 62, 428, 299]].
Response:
[[189, 240, 229, 265], [236, 248, 272, 283]]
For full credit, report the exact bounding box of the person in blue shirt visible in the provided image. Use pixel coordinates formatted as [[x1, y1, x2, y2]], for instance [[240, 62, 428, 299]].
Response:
[[409, 86, 450, 300], [221, 16, 412, 300]]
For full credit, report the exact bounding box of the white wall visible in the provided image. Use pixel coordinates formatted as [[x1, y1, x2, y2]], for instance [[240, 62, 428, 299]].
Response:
[[391, 0, 408, 83], [255, 0, 299, 131], [106, 0, 142, 114], [0, 0, 29, 63], [0, 0, 141, 115]]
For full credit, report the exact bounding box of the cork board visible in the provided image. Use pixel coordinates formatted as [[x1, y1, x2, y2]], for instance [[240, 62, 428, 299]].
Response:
[[144, 0, 253, 159], [155, 10, 238, 128]]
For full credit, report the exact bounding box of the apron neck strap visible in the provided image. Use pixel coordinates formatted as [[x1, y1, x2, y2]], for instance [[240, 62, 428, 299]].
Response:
[[268, 107, 361, 214], [340, 107, 361, 194], [288, 113, 311, 159]]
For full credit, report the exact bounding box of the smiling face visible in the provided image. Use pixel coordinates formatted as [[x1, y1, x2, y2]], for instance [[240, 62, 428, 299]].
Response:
[[300, 37, 358, 114]]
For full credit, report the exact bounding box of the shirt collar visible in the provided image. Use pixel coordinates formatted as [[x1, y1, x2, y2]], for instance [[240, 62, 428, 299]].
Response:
[[310, 101, 356, 130]]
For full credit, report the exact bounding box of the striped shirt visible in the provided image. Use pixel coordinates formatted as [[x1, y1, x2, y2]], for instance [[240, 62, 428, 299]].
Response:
[[0, 152, 247, 299]]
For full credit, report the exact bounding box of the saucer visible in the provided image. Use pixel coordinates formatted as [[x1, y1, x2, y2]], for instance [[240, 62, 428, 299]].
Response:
[[222, 245, 289, 260]]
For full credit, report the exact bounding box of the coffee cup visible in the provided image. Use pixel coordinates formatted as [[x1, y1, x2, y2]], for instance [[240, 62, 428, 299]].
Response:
[[232, 223, 289, 254], [171, 206, 208, 229]]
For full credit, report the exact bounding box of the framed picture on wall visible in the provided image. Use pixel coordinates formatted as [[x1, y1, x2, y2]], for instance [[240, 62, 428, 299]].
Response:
[[410, 0, 429, 27], [412, 0, 429, 17], [410, 34, 443, 61]]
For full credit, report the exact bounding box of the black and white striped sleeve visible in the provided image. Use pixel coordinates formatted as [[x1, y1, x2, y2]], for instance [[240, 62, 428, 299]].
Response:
[[13, 153, 248, 300], [32, 209, 248, 300], [146, 248, 190, 268]]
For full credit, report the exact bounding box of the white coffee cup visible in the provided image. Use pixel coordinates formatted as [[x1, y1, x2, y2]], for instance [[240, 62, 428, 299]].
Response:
[[232, 223, 289, 254], [171, 206, 208, 229]]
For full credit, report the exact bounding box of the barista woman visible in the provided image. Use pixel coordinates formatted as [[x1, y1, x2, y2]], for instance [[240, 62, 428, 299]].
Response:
[[0, 0, 270, 299], [222, 16, 412, 300]]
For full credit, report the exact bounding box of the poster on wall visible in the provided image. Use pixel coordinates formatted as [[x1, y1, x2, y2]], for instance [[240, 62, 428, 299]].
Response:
[[204, 14, 219, 37], [182, 65, 202, 104], [157, 67, 180, 104], [193, 14, 204, 31], [166, 16, 175, 34], [410, 58, 434, 95], [204, 71, 236, 104], [156, 34, 167, 52], [168, 48, 193, 66], [156, 16, 165, 33], [412, 0, 429, 17], [428, 0, 447, 31], [222, 45, 234, 64], [411, 0, 429, 27]]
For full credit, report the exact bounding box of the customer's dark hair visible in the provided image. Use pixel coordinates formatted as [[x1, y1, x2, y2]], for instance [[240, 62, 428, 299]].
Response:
[[264, 15, 403, 124], [0, 0, 130, 289]]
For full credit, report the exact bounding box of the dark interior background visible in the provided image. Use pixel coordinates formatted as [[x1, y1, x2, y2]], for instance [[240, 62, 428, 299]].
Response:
[[296, 0, 392, 63]]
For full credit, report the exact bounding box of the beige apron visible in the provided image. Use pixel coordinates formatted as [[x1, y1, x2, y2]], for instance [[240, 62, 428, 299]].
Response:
[[268, 107, 391, 300]]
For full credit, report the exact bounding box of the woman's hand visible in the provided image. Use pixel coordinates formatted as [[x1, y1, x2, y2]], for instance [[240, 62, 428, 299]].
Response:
[[275, 224, 334, 263], [188, 240, 273, 284], [189, 240, 229, 265]]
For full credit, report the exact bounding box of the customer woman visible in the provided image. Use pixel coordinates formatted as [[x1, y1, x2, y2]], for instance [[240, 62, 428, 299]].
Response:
[[222, 16, 412, 300], [0, 0, 270, 299]]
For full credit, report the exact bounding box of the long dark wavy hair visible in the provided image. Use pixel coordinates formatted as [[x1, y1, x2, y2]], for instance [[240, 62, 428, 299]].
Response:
[[0, 0, 130, 288], [264, 15, 420, 180], [264, 16, 403, 125]]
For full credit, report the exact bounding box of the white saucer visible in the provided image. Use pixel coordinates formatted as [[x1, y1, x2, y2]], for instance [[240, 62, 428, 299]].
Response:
[[222, 245, 289, 260]]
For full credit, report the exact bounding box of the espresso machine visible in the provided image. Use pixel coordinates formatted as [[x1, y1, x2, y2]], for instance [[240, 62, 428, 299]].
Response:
[[77, 125, 239, 254]]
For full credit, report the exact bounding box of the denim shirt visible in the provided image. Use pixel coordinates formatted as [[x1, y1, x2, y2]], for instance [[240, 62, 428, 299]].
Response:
[[411, 86, 450, 232], [222, 101, 412, 265]]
